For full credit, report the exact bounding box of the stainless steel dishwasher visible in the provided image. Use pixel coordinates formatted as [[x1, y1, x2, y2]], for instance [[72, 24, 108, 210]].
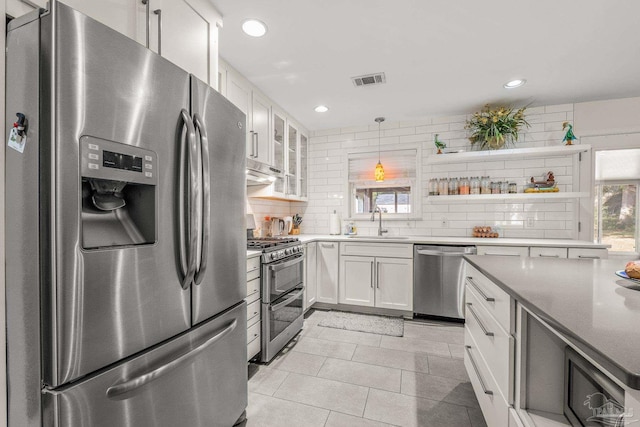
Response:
[[413, 245, 477, 320]]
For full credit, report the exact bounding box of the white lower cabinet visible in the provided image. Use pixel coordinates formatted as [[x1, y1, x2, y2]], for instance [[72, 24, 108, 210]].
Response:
[[465, 261, 515, 426], [476, 245, 529, 257], [316, 242, 339, 304], [246, 255, 261, 361], [464, 330, 510, 427], [529, 246, 568, 259], [303, 242, 318, 310], [339, 243, 413, 311], [339, 256, 375, 307], [567, 247, 608, 259], [375, 257, 413, 310]]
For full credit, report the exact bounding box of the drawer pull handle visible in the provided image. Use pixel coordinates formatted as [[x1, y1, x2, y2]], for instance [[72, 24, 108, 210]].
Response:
[[248, 266, 259, 272], [321, 243, 335, 248], [370, 261, 374, 288], [466, 303, 494, 337], [578, 255, 600, 259], [466, 277, 495, 302], [465, 345, 493, 396], [252, 311, 258, 317], [538, 254, 559, 258]]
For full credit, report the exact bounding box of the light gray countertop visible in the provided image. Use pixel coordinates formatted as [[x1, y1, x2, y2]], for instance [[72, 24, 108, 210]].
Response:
[[294, 234, 609, 249], [464, 255, 640, 389]]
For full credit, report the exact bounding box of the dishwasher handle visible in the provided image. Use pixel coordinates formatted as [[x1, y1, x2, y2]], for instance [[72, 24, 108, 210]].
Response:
[[416, 248, 476, 257]]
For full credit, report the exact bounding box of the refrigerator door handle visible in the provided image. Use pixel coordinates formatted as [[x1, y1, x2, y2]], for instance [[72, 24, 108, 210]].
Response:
[[105, 319, 238, 399], [193, 113, 210, 285], [178, 108, 198, 289]]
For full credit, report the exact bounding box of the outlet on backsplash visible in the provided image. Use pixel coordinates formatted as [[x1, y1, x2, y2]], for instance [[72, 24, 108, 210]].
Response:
[[526, 217, 535, 228]]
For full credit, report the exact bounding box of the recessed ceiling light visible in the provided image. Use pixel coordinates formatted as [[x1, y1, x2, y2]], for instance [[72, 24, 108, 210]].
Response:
[[314, 105, 329, 113], [242, 19, 267, 37], [504, 79, 526, 89]]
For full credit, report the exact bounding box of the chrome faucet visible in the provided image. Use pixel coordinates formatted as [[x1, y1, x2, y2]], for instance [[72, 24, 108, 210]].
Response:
[[371, 205, 388, 236]]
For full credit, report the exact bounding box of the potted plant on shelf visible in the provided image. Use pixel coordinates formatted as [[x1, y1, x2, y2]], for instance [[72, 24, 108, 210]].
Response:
[[465, 104, 530, 150]]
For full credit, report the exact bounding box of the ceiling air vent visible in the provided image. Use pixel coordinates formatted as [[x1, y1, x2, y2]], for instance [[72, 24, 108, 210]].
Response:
[[351, 72, 386, 87]]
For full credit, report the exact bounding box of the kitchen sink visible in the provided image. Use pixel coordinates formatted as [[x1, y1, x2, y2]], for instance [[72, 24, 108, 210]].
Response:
[[347, 235, 409, 239]]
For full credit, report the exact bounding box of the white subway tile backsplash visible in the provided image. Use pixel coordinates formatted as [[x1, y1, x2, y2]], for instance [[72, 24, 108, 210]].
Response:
[[293, 104, 580, 238], [415, 123, 450, 134]]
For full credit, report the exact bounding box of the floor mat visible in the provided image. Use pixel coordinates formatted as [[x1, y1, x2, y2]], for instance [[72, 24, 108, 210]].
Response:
[[317, 311, 404, 337]]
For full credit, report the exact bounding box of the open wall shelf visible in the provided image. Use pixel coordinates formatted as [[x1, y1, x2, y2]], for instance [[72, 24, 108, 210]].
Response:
[[426, 144, 590, 165]]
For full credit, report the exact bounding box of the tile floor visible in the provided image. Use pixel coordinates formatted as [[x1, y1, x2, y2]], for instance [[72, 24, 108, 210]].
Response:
[[240, 310, 487, 427]]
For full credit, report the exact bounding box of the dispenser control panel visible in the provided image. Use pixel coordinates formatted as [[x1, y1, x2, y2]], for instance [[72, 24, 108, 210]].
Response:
[[80, 135, 157, 185]]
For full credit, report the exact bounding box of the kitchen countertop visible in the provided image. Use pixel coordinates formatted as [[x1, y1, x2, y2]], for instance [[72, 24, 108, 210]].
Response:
[[464, 255, 640, 389], [294, 234, 609, 249], [247, 250, 262, 258]]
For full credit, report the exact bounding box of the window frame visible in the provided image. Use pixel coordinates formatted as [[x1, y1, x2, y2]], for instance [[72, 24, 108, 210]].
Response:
[[594, 180, 640, 254], [590, 142, 640, 255], [344, 144, 422, 221]]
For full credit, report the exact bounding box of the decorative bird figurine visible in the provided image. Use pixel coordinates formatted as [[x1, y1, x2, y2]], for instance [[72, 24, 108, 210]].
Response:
[[562, 122, 577, 145], [434, 134, 446, 154]]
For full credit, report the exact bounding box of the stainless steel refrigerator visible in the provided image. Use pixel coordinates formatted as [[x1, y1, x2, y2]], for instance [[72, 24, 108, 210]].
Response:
[[5, 2, 247, 426]]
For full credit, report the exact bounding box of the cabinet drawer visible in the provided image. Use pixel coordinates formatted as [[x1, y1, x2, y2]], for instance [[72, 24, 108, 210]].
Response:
[[529, 246, 568, 259], [340, 242, 413, 258], [247, 299, 261, 326], [568, 247, 608, 260], [247, 256, 261, 281], [247, 321, 261, 345], [247, 333, 261, 362], [464, 330, 510, 427], [246, 277, 260, 303], [465, 289, 514, 402], [465, 264, 514, 333], [476, 245, 529, 257]]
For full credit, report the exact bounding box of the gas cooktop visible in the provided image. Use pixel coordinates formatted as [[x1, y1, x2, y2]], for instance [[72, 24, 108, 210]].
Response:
[[247, 237, 300, 250]]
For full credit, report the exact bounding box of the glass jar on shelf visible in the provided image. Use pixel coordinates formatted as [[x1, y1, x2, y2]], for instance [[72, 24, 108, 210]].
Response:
[[428, 178, 439, 196], [438, 178, 449, 195], [491, 181, 501, 194], [448, 177, 459, 195], [500, 181, 509, 194], [480, 176, 491, 194], [470, 176, 480, 195], [509, 182, 518, 194], [459, 177, 470, 195]]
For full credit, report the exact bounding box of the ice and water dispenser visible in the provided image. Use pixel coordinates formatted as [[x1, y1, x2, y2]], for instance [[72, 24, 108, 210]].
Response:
[[80, 136, 157, 248]]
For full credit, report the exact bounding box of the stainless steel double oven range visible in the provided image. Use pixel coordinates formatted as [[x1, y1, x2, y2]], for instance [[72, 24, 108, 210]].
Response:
[[248, 237, 305, 362]]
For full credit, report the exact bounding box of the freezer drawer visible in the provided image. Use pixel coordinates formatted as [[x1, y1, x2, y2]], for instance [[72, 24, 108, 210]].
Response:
[[46, 303, 247, 427]]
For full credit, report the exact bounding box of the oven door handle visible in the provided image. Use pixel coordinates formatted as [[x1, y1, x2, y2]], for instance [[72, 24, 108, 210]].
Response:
[[271, 288, 304, 312], [269, 254, 305, 274]]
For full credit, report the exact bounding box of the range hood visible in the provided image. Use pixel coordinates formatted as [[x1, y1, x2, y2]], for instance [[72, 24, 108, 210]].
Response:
[[246, 158, 283, 186]]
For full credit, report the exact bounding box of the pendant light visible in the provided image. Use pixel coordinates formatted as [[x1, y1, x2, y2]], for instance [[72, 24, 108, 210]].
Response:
[[374, 117, 385, 182]]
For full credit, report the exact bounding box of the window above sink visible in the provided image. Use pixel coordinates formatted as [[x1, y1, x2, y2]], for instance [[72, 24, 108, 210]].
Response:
[[346, 146, 421, 221]]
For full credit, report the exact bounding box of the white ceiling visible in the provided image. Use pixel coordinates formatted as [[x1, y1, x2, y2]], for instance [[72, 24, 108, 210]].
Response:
[[211, 0, 640, 131]]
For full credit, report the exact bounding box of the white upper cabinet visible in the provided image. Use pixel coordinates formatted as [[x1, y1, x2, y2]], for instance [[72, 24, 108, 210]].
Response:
[[250, 92, 272, 164], [226, 69, 251, 115], [148, 0, 221, 86], [13, 0, 222, 88], [51, 0, 145, 42]]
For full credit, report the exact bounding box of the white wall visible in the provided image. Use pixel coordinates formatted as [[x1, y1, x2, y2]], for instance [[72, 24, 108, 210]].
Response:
[[296, 103, 586, 238]]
